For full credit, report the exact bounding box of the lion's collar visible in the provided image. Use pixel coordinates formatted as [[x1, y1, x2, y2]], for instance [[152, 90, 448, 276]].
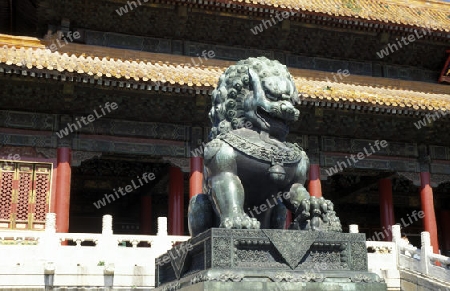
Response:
[[217, 130, 303, 164]]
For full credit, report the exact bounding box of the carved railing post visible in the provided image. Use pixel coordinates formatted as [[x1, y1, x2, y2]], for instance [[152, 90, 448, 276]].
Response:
[[102, 214, 113, 235], [43, 213, 57, 285], [42, 213, 58, 273], [391, 224, 401, 267], [45, 213, 57, 234], [154, 217, 172, 259], [420, 231, 431, 275], [157, 217, 168, 236], [349, 224, 359, 233], [391, 225, 401, 243], [98, 215, 115, 271]]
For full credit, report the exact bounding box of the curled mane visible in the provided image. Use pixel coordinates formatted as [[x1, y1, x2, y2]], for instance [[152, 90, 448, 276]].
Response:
[[209, 57, 299, 139]]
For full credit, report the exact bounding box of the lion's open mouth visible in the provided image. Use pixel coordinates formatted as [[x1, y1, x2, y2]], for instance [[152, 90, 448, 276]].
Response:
[[256, 106, 288, 129]]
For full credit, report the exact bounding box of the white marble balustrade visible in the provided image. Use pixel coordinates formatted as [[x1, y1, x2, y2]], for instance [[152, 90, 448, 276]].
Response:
[[0, 214, 190, 289]]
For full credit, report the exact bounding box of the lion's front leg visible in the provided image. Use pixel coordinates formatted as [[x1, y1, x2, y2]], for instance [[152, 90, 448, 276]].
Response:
[[205, 140, 259, 230], [283, 183, 310, 215], [283, 183, 342, 232], [211, 172, 259, 229]]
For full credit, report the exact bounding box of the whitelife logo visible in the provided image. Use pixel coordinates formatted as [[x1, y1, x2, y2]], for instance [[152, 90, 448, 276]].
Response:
[[156, 241, 193, 266], [324, 69, 350, 84], [0, 154, 21, 168], [247, 191, 290, 218], [190, 50, 215, 66], [376, 26, 432, 59], [250, 9, 297, 35], [367, 210, 424, 241], [46, 31, 81, 52], [413, 110, 448, 129], [56, 102, 118, 138], [324, 140, 388, 176], [93, 172, 155, 209], [116, 0, 148, 16]]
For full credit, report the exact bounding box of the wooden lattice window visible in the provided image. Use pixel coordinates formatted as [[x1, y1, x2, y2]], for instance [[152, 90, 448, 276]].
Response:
[[0, 162, 52, 230]]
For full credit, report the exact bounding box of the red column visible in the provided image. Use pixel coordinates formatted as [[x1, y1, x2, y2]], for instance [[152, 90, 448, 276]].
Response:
[[189, 157, 203, 199], [308, 164, 322, 198], [379, 178, 395, 241], [420, 172, 439, 254], [169, 166, 184, 235], [285, 210, 292, 229], [439, 210, 450, 256], [55, 147, 71, 233], [141, 195, 152, 235]]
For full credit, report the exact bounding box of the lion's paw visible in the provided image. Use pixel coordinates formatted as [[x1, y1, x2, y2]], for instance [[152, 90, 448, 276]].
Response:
[[220, 214, 260, 229]]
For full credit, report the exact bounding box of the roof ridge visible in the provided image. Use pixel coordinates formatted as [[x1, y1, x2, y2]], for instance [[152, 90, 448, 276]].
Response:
[[1, 39, 449, 112], [206, 0, 450, 32]]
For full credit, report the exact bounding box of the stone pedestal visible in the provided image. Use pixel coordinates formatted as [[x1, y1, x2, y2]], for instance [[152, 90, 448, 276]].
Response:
[[155, 229, 386, 291]]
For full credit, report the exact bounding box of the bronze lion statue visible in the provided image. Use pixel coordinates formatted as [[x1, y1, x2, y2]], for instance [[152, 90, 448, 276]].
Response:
[[188, 57, 341, 236]]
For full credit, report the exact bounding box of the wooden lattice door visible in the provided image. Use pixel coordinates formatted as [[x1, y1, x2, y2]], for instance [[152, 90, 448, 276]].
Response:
[[0, 162, 52, 230]]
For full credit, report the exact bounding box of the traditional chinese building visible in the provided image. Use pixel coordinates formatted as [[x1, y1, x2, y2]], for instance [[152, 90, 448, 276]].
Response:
[[0, 0, 449, 257]]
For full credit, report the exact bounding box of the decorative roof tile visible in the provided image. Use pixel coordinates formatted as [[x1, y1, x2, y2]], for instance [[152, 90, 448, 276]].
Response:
[[0, 34, 449, 114], [208, 0, 450, 32]]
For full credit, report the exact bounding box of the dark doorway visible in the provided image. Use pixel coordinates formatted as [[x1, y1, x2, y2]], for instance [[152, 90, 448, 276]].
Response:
[[69, 155, 169, 234]]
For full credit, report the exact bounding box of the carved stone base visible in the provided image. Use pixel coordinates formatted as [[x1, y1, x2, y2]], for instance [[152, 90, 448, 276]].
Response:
[[154, 229, 386, 291], [157, 280, 387, 291]]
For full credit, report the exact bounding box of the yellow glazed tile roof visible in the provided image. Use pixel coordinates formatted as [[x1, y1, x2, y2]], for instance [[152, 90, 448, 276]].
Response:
[[0, 34, 449, 114], [215, 0, 450, 32]]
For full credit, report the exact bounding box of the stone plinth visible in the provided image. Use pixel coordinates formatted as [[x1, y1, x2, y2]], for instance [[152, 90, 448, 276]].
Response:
[[155, 229, 386, 291]]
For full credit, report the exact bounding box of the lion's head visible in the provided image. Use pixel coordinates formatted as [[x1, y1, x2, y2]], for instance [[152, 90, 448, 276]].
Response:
[[209, 57, 300, 140]]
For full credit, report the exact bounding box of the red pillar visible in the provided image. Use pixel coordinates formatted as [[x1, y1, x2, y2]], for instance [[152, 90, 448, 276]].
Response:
[[189, 157, 203, 199], [439, 210, 450, 256], [285, 210, 292, 229], [420, 172, 439, 254], [55, 147, 71, 233], [379, 178, 395, 241], [169, 166, 184, 235], [308, 164, 322, 198], [141, 195, 152, 235]]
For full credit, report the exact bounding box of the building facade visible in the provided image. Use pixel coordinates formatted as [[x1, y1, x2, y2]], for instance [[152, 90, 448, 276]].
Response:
[[0, 0, 449, 256]]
